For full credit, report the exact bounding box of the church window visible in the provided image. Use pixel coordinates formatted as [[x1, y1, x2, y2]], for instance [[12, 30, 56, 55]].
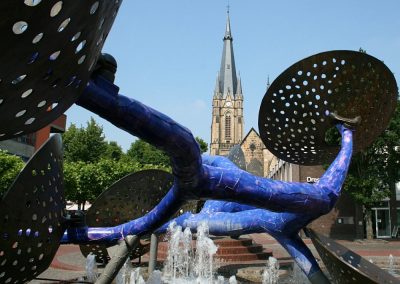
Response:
[[238, 117, 242, 124], [216, 116, 220, 123], [225, 114, 231, 139]]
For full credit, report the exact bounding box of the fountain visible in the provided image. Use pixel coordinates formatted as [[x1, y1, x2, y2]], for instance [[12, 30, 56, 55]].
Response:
[[388, 254, 397, 276], [262, 257, 279, 284], [163, 223, 218, 283], [0, 2, 398, 284], [86, 253, 99, 283]]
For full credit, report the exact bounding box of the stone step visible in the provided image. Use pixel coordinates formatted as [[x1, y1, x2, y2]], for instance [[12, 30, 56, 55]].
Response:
[[216, 251, 273, 262], [213, 238, 254, 247], [157, 237, 273, 263], [216, 244, 264, 254]]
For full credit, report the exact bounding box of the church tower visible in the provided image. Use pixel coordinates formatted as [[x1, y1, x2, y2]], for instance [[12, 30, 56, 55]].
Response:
[[210, 11, 244, 156]]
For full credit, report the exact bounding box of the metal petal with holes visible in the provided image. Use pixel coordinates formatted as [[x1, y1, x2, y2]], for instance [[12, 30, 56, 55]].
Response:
[[79, 170, 174, 262], [0, 134, 64, 284], [259, 50, 398, 165], [306, 228, 399, 284], [227, 144, 247, 171], [0, 0, 122, 140]]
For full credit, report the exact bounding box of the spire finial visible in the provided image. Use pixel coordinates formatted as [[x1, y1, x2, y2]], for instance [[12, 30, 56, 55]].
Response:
[[224, 3, 232, 40]]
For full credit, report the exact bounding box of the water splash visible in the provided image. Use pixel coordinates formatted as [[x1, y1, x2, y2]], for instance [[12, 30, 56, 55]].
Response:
[[388, 254, 395, 275], [163, 223, 194, 281], [163, 222, 218, 283], [147, 270, 163, 284], [116, 260, 134, 284], [85, 253, 98, 282], [193, 223, 218, 281], [228, 276, 238, 284], [262, 256, 279, 284], [129, 267, 146, 284]]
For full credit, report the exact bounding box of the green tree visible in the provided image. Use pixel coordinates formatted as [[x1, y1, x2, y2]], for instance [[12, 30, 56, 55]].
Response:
[[195, 136, 208, 154], [0, 150, 24, 197], [63, 117, 108, 163], [105, 141, 124, 160], [127, 139, 170, 166]]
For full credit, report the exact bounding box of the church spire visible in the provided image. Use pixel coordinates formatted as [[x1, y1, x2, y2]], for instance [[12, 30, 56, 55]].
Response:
[[224, 9, 232, 40], [218, 10, 238, 97]]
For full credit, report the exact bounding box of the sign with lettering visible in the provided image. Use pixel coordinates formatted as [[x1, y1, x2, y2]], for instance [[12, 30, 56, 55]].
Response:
[[306, 177, 320, 183]]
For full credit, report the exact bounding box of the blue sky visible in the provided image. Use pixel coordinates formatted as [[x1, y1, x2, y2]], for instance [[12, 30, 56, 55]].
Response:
[[66, 1, 400, 151]]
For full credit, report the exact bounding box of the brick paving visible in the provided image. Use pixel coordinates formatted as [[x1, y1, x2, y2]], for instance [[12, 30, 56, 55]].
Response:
[[30, 234, 400, 283]]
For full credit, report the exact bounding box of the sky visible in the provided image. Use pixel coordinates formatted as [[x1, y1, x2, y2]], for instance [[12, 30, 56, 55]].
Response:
[[66, 0, 400, 151]]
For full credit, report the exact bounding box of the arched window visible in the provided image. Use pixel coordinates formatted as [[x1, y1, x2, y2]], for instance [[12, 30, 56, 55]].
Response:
[[225, 114, 231, 140]]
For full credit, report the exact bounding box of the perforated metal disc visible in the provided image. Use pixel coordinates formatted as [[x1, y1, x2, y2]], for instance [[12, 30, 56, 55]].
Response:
[[247, 158, 264, 177], [0, 0, 122, 140], [306, 228, 399, 284], [0, 134, 65, 284], [80, 170, 174, 262], [259, 50, 398, 165], [227, 145, 247, 170]]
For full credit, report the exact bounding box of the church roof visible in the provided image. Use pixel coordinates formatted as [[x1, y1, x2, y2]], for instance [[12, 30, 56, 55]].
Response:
[[240, 127, 264, 147], [218, 11, 239, 97]]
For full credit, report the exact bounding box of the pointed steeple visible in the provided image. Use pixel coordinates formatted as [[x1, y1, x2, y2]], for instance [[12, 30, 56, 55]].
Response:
[[218, 10, 238, 98], [224, 10, 232, 40]]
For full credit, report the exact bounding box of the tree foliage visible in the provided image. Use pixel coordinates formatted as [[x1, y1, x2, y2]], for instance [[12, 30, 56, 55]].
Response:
[[127, 139, 170, 166], [62, 117, 108, 163], [195, 136, 208, 154], [104, 141, 124, 160], [126, 136, 208, 167], [0, 150, 24, 197]]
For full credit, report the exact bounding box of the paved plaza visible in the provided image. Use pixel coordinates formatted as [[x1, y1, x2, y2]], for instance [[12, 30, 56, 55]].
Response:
[[31, 233, 400, 283]]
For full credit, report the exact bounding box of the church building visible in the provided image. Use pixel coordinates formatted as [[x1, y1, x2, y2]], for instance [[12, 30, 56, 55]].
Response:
[[209, 11, 276, 177], [210, 11, 244, 157]]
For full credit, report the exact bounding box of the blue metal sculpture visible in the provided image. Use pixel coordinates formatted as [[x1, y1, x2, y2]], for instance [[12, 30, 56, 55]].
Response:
[[0, 1, 398, 283], [55, 70, 354, 282]]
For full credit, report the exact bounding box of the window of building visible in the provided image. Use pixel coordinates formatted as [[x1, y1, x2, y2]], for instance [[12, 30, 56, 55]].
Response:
[[238, 117, 242, 124], [216, 116, 220, 123], [227, 64, 230, 69], [225, 114, 231, 139]]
